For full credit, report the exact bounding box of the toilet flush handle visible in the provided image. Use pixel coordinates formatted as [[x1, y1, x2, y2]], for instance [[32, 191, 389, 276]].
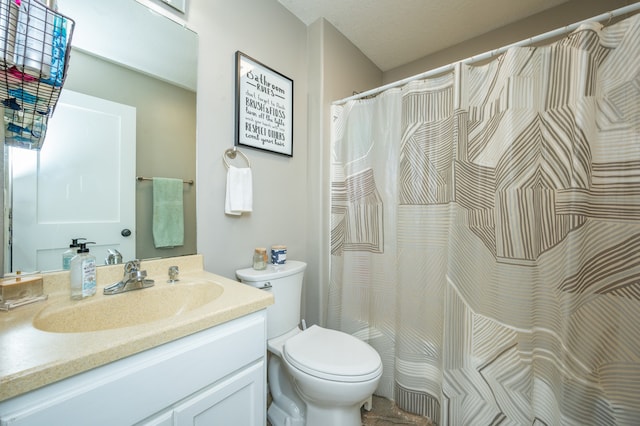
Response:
[[256, 281, 272, 290]]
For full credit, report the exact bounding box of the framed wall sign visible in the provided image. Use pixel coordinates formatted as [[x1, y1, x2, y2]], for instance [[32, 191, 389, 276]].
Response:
[[235, 51, 294, 157]]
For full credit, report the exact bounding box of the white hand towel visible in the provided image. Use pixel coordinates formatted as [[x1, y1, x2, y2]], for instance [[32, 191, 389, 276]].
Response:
[[225, 165, 253, 215]]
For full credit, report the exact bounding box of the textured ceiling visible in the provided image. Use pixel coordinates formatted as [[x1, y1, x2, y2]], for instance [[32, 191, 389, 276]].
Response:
[[277, 0, 570, 71]]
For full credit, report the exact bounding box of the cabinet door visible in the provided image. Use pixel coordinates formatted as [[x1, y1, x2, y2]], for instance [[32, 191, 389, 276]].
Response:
[[173, 361, 265, 426]]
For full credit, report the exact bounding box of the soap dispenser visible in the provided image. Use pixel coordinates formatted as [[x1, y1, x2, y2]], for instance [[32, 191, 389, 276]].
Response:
[[62, 237, 85, 270], [70, 242, 96, 300]]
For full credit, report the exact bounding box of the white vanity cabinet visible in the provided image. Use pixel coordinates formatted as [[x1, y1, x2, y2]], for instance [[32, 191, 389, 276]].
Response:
[[0, 311, 267, 426]]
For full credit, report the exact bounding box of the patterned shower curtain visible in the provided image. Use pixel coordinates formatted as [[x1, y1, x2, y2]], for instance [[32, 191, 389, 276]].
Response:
[[329, 14, 640, 425]]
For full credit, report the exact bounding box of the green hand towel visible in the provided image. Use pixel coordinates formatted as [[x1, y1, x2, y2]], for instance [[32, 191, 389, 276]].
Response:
[[152, 177, 184, 248]]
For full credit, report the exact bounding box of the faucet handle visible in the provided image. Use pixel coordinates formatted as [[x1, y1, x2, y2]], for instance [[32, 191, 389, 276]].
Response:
[[124, 259, 141, 274], [168, 266, 179, 283]]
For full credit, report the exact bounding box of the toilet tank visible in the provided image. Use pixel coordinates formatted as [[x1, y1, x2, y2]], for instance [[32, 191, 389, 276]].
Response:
[[236, 260, 307, 340]]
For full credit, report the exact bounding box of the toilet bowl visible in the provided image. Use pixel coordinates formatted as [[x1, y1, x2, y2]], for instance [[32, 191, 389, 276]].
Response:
[[280, 325, 382, 426], [236, 261, 382, 426]]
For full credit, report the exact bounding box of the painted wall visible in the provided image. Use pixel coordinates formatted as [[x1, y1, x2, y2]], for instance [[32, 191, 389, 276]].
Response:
[[183, 0, 381, 326], [186, 0, 311, 314]]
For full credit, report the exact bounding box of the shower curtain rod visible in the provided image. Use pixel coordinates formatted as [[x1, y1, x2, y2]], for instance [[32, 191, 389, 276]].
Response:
[[333, 2, 640, 105]]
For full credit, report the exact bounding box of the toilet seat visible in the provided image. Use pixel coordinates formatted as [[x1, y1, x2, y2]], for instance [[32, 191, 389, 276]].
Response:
[[283, 325, 382, 383]]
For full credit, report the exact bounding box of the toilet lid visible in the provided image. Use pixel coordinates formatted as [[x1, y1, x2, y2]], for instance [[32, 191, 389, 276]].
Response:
[[282, 325, 382, 382]]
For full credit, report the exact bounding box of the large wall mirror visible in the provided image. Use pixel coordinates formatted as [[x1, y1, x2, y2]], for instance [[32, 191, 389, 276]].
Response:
[[2, 0, 197, 275]]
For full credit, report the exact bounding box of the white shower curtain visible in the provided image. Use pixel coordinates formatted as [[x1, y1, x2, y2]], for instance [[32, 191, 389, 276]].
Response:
[[330, 14, 640, 425]]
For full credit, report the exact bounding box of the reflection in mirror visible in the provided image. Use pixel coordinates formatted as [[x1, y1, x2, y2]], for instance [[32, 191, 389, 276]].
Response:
[[2, 0, 197, 275]]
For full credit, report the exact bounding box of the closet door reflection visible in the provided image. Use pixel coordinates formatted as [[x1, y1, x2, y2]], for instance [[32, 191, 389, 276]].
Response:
[[10, 90, 136, 273]]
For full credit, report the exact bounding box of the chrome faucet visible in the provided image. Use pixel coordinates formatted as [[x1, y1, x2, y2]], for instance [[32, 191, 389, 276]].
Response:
[[103, 260, 155, 295]]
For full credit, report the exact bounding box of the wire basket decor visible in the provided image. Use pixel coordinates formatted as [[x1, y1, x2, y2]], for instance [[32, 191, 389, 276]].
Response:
[[0, 0, 74, 150]]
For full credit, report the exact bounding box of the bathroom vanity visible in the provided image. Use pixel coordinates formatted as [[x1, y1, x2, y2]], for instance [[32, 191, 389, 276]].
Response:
[[0, 255, 272, 425]]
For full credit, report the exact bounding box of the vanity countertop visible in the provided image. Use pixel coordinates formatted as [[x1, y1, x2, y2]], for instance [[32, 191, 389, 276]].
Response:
[[0, 255, 273, 402]]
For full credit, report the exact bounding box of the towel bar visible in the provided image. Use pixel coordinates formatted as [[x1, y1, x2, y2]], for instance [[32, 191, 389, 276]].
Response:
[[136, 176, 194, 185], [223, 147, 251, 169]]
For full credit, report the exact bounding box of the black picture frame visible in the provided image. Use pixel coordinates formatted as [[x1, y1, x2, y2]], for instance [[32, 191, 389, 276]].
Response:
[[234, 51, 293, 157]]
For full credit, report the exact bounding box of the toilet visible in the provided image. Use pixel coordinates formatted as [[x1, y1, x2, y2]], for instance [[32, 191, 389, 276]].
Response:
[[236, 260, 382, 426]]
